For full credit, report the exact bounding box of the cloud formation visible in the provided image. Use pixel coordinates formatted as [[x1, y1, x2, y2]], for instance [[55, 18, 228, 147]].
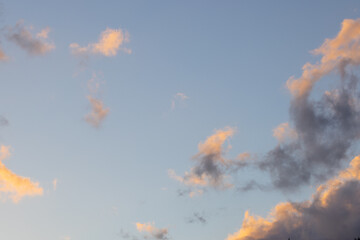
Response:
[[136, 222, 169, 240], [227, 155, 360, 240], [84, 74, 109, 128], [70, 28, 131, 58], [169, 127, 251, 195], [258, 18, 360, 191], [0, 145, 43, 202], [6, 20, 55, 56]]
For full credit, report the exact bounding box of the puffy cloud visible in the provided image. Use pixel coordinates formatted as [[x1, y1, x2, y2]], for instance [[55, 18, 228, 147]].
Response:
[[136, 222, 169, 240], [171, 92, 189, 110], [6, 20, 55, 56], [169, 127, 251, 195], [259, 18, 360, 191], [70, 28, 131, 57], [0, 145, 43, 202], [84, 74, 110, 128], [227, 155, 360, 240]]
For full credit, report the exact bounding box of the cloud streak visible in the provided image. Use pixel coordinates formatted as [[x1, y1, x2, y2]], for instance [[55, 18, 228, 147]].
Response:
[[0, 145, 43, 202]]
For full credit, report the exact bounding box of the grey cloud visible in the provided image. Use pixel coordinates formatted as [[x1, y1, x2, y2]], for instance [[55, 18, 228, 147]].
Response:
[[6, 21, 54, 56], [260, 71, 360, 192], [0, 115, 8, 126], [186, 212, 207, 224]]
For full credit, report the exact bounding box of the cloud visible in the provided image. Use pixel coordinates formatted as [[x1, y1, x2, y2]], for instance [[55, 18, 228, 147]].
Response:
[[70, 28, 131, 58], [119, 229, 139, 240], [6, 20, 55, 56], [0, 115, 8, 126], [0, 145, 43, 202], [258, 18, 360, 191], [287, 19, 360, 97], [272, 122, 297, 143], [169, 127, 251, 195], [84, 74, 110, 128], [171, 92, 189, 110], [227, 155, 360, 240], [136, 222, 169, 240], [0, 47, 8, 61], [52, 178, 57, 191], [186, 212, 207, 224]]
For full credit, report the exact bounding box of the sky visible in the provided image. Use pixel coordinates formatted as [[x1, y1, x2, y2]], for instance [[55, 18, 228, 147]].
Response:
[[1, 1, 360, 240]]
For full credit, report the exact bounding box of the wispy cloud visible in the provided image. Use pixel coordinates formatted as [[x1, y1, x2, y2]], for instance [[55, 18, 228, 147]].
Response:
[[227, 155, 360, 240], [186, 212, 207, 224], [171, 92, 189, 110], [52, 178, 57, 191], [136, 222, 169, 240], [70, 28, 131, 58], [0, 115, 9, 126], [84, 73, 109, 128], [6, 20, 55, 56], [0, 47, 8, 61], [0, 145, 43, 202]]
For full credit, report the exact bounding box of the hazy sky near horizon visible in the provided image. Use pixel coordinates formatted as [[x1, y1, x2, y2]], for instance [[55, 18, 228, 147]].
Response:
[[2, 1, 360, 240]]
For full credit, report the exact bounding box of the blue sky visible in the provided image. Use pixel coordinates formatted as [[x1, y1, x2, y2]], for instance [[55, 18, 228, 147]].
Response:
[[1, 1, 360, 240]]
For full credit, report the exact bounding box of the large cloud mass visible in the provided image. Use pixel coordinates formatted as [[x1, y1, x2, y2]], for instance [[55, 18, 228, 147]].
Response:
[[227, 155, 360, 240], [259, 18, 360, 191]]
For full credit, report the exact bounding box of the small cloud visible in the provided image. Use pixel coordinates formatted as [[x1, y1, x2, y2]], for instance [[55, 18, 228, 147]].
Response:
[[6, 20, 55, 56], [0, 115, 9, 126], [136, 222, 169, 240], [70, 28, 131, 59], [0, 47, 8, 61], [52, 178, 57, 191], [0, 145, 43, 202], [84, 73, 109, 128], [169, 127, 251, 196], [171, 92, 189, 110], [186, 212, 207, 224]]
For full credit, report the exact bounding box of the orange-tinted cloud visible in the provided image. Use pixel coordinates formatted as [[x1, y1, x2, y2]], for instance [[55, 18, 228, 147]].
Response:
[[0, 47, 8, 61], [169, 127, 251, 196], [136, 222, 169, 240], [0, 145, 43, 202], [171, 92, 189, 110], [287, 19, 360, 97], [227, 155, 360, 240], [84, 74, 110, 128], [70, 28, 131, 57], [6, 20, 55, 56], [272, 122, 297, 143]]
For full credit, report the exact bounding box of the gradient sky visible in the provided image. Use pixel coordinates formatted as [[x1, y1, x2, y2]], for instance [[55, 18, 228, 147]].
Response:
[[1, 1, 360, 240]]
